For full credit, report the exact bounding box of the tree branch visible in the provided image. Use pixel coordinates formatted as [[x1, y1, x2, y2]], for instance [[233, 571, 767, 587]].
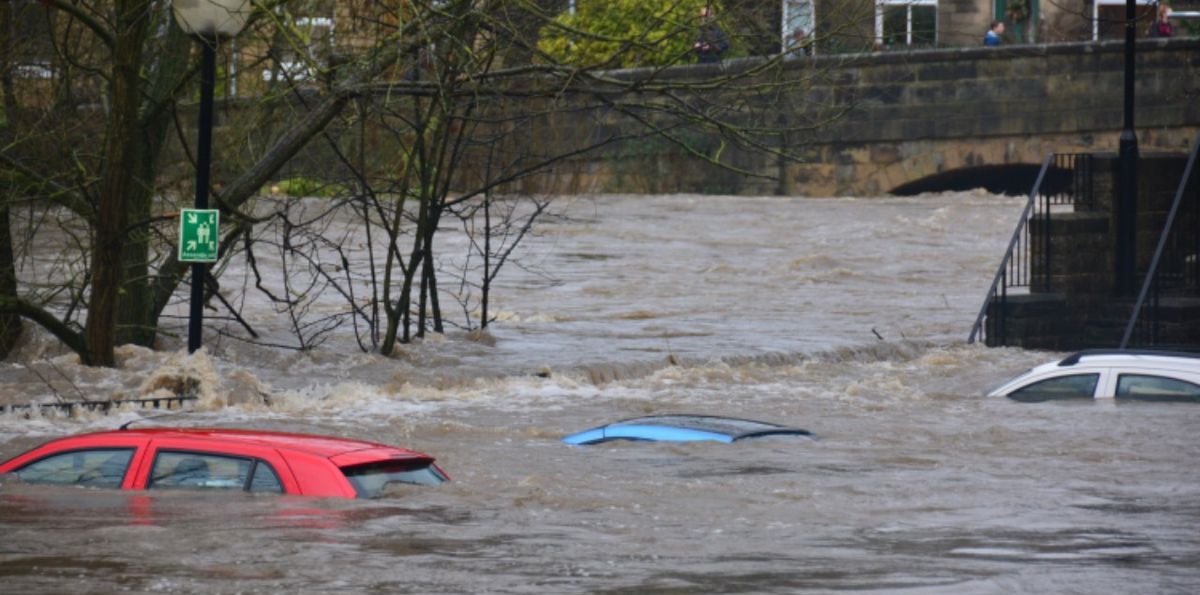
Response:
[[0, 296, 89, 364], [42, 0, 115, 50]]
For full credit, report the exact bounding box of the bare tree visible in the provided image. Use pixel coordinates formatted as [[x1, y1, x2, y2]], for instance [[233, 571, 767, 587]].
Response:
[[0, 0, 868, 364]]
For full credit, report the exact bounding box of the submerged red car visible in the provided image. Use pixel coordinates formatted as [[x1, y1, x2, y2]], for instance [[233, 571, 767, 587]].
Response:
[[0, 428, 448, 499]]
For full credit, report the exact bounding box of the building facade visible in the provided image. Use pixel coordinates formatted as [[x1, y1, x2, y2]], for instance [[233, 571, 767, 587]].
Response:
[[2, 1, 1195, 103], [804, 0, 1195, 52]]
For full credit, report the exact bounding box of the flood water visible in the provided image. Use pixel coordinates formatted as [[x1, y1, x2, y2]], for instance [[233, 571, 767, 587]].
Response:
[[1, 192, 1198, 593]]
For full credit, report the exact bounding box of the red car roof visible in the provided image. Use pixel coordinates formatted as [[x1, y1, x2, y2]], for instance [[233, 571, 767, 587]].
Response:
[[59, 428, 424, 460]]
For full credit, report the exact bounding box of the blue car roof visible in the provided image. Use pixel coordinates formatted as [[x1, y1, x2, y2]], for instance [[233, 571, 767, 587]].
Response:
[[562, 415, 812, 445]]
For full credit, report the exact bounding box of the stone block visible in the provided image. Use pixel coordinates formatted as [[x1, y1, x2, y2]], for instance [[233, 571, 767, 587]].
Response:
[[953, 80, 994, 103], [898, 118, 937, 140], [851, 119, 902, 143], [870, 144, 902, 165], [790, 163, 838, 196], [860, 66, 918, 85], [862, 83, 906, 105], [1008, 77, 1049, 99], [917, 61, 978, 82], [975, 59, 1014, 79], [907, 82, 956, 104]]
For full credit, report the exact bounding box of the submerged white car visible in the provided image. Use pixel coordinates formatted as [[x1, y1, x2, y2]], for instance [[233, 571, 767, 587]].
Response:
[[988, 350, 1200, 402]]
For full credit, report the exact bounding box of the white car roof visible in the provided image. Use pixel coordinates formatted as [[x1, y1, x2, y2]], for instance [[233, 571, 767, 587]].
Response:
[[1053, 350, 1200, 370], [989, 350, 1200, 398]]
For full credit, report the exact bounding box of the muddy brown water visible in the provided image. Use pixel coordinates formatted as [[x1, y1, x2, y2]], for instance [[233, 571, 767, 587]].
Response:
[[1, 193, 1197, 593]]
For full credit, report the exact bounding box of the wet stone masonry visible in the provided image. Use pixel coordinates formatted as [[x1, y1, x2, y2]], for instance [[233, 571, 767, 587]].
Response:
[[522, 38, 1200, 197]]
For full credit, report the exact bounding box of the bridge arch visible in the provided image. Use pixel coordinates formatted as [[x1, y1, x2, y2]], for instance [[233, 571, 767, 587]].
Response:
[[889, 163, 1064, 196]]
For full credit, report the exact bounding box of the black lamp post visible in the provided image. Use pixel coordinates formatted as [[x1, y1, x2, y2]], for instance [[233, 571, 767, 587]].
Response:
[[1116, 0, 1139, 296], [172, 0, 251, 353]]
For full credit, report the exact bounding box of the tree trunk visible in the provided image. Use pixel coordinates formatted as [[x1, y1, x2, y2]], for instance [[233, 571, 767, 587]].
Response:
[[116, 18, 191, 348], [0, 201, 20, 358], [85, 0, 151, 367], [0, 0, 21, 358]]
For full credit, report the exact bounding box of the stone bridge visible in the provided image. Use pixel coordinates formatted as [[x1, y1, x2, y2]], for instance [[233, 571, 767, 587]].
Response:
[[537, 38, 1200, 197]]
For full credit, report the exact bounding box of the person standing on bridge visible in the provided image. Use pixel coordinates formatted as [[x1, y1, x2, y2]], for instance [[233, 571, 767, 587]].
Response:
[[984, 21, 1005, 46], [694, 6, 730, 63], [1148, 4, 1174, 37]]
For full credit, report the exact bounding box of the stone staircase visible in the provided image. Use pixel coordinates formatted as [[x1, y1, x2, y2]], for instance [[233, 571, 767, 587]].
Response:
[[982, 151, 1200, 351]]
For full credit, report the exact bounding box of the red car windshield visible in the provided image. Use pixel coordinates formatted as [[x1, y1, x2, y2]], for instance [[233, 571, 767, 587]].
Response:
[[341, 460, 447, 498]]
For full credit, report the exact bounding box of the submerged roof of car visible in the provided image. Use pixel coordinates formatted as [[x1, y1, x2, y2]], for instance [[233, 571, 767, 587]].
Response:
[[1057, 349, 1200, 367], [56, 428, 421, 459], [562, 414, 812, 445]]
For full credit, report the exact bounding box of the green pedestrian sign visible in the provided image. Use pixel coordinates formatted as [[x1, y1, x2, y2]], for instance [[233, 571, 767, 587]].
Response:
[[178, 208, 220, 263]]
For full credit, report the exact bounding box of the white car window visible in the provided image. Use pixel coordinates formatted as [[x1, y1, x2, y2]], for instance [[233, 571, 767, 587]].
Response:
[[1008, 373, 1100, 402], [1115, 374, 1200, 401]]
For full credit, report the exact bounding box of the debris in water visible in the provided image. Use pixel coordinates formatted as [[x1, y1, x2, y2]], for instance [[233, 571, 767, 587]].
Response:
[[137, 348, 225, 410]]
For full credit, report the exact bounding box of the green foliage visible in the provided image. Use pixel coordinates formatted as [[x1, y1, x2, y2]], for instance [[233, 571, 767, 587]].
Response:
[[538, 0, 726, 68], [1005, 0, 1031, 22], [269, 177, 343, 198]]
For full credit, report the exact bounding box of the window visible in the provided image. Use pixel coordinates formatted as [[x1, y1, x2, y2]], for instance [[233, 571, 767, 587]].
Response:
[[1008, 374, 1099, 402], [994, 0, 1040, 43], [342, 461, 448, 498], [15, 449, 134, 489], [9, 0, 56, 78], [248, 462, 284, 494], [1116, 375, 1200, 402], [149, 451, 282, 494], [262, 14, 336, 83], [877, 1, 937, 48], [783, 0, 815, 56]]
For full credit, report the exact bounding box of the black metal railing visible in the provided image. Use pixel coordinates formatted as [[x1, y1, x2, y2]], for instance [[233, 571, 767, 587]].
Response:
[[1120, 134, 1200, 349], [968, 153, 1095, 345], [1, 395, 197, 417]]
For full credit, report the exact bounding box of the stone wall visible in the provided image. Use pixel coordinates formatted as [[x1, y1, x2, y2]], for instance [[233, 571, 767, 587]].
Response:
[[522, 37, 1200, 197]]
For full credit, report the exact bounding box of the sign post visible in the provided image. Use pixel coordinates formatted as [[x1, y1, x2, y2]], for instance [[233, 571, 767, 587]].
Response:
[[180, 207, 219, 354], [171, 1, 250, 355], [178, 208, 220, 263]]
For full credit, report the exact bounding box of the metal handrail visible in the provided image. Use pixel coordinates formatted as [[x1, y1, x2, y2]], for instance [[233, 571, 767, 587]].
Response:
[[968, 153, 1054, 343], [1120, 133, 1200, 348], [2, 395, 197, 416]]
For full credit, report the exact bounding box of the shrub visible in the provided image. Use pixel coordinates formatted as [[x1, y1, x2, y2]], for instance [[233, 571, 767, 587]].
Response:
[[268, 177, 342, 198], [538, 0, 728, 68]]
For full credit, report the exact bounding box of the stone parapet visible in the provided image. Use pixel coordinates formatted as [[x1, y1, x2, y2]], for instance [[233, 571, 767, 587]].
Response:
[[517, 38, 1199, 196]]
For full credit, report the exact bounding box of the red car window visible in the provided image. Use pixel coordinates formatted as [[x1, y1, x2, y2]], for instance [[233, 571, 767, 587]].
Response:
[[137, 439, 300, 494], [148, 450, 285, 494], [248, 462, 284, 494], [150, 451, 252, 491], [341, 460, 449, 498], [12, 448, 134, 489]]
